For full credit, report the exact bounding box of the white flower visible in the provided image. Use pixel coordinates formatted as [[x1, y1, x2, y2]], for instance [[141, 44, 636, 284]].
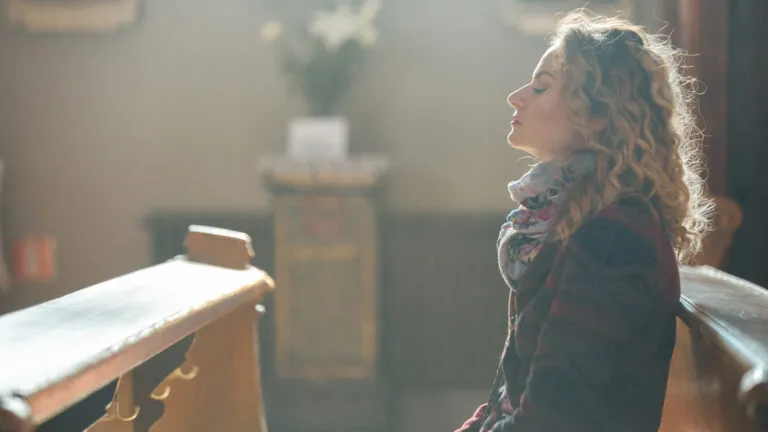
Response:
[[358, 0, 382, 23], [355, 0, 381, 46], [308, 0, 382, 51], [260, 21, 283, 43], [308, 3, 357, 51], [356, 26, 378, 46]]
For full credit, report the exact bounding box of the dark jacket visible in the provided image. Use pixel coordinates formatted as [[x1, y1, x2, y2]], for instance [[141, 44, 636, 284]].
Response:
[[457, 203, 680, 432]]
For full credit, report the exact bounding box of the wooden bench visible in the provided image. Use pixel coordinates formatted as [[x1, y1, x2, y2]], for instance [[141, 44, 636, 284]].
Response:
[[2, 221, 767, 431], [0, 225, 274, 432], [661, 265, 768, 431]]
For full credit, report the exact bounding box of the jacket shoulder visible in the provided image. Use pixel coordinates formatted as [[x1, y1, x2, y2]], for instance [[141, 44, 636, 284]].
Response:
[[568, 205, 663, 269]]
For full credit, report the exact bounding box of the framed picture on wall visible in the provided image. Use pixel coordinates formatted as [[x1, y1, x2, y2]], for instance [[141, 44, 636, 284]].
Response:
[[5, 0, 139, 34], [500, 0, 634, 36]]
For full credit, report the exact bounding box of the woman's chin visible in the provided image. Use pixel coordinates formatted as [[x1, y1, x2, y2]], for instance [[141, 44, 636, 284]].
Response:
[[507, 129, 525, 147], [507, 139, 539, 158], [507, 136, 523, 150]]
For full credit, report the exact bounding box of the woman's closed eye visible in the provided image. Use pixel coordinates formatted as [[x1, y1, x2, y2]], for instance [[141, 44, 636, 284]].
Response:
[[532, 86, 547, 95]]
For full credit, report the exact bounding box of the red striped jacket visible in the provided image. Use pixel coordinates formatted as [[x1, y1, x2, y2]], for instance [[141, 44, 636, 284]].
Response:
[[457, 203, 680, 432]]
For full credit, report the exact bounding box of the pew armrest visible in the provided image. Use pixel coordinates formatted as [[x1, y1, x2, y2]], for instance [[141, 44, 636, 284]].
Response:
[[0, 226, 274, 428], [679, 265, 768, 408]]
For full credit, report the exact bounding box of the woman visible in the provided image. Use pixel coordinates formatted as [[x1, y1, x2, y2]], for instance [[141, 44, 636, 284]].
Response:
[[456, 10, 711, 432]]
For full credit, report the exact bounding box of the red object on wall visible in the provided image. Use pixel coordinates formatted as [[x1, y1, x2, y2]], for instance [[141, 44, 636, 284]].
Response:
[[13, 237, 57, 282]]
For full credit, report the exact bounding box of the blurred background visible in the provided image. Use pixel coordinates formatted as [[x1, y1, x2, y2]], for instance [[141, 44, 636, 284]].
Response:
[[0, 0, 765, 431]]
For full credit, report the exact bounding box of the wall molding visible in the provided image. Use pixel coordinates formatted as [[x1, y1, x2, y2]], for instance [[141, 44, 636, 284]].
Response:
[[6, 0, 139, 34]]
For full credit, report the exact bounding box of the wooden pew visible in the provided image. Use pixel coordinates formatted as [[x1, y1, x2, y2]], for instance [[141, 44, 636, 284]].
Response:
[[0, 225, 274, 432], [661, 265, 768, 432]]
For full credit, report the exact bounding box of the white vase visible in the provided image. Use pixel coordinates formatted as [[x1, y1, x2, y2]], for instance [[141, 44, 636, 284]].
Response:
[[287, 116, 349, 161]]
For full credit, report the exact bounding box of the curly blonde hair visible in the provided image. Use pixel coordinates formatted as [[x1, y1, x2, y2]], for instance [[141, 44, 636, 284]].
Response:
[[550, 10, 713, 264]]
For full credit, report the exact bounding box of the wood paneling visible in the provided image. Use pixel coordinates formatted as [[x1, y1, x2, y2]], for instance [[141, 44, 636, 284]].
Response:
[[147, 212, 509, 390], [380, 214, 508, 389], [662, 0, 730, 196], [724, 0, 768, 287], [659, 0, 768, 288]]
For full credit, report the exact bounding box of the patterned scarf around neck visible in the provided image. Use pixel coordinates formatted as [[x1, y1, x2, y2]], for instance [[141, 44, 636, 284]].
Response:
[[480, 151, 596, 431], [497, 151, 596, 292]]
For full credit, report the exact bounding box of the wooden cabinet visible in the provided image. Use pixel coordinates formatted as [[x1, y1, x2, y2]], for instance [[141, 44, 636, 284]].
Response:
[[273, 194, 378, 381], [262, 157, 392, 431]]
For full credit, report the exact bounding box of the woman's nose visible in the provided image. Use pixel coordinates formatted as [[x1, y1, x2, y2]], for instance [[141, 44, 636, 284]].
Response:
[[507, 85, 527, 112]]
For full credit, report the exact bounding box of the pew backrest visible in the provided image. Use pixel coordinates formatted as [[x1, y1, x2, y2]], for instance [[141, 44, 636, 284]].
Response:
[[661, 265, 768, 432]]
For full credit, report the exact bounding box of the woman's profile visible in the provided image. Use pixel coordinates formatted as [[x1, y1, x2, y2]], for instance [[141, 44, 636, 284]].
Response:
[[456, 10, 712, 432]]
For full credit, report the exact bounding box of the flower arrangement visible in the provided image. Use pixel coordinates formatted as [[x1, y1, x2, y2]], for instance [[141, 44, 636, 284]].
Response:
[[261, 0, 382, 116]]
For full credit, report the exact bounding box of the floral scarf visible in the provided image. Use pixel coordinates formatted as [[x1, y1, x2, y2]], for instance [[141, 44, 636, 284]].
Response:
[[497, 151, 596, 293], [481, 152, 595, 431]]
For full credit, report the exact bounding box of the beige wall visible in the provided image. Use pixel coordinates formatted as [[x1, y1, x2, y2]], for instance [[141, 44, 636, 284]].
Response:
[[0, 0, 548, 309]]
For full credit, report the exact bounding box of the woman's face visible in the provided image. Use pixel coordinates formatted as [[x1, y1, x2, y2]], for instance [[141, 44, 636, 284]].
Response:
[[507, 47, 582, 162]]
